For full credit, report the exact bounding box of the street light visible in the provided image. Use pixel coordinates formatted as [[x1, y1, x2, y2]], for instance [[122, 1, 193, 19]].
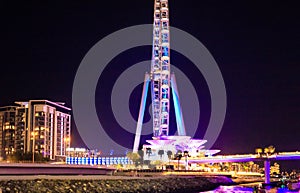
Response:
[[183, 150, 190, 171], [31, 132, 36, 163]]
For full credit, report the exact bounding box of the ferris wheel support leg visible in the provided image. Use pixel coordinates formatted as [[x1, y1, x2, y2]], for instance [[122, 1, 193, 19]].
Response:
[[133, 73, 150, 153], [171, 73, 186, 136]]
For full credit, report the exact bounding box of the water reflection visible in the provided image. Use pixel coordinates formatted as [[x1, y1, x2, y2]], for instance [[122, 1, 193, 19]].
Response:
[[200, 185, 299, 193]]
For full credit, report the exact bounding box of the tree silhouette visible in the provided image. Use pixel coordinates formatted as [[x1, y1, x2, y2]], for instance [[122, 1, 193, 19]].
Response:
[[175, 150, 183, 170], [268, 145, 275, 155], [158, 150, 164, 159], [126, 152, 140, 166], [264, 147, 270, 156], [146, 148, 152, 157], [255, 148, 263, 157], [167, 150, 173, 165], [137, 150, 144, 165], [167, 150, 172, 160]]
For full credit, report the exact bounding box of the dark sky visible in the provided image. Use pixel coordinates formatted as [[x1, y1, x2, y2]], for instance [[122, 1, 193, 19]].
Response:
[[2, 1, 299, 170]]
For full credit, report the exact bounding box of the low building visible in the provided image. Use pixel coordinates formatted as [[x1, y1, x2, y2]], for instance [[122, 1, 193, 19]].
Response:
[[66, 147, 132, 166], [143, 136, 220, 162]]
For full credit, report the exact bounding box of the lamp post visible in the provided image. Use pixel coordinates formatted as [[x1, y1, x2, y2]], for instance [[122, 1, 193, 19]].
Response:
[[32, 132, 36, 163], [183, 150, 190, 171]]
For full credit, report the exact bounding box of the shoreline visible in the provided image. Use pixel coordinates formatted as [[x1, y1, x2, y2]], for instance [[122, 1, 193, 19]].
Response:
[[0, 175, 234, 193]]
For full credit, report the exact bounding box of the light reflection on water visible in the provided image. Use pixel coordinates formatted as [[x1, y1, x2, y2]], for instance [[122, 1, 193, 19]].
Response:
[[200, 185, 300, 193], [201, 186, 253, 193]]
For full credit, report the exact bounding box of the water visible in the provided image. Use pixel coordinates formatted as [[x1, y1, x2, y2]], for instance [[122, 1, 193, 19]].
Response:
[[200, 185, 300, 193]]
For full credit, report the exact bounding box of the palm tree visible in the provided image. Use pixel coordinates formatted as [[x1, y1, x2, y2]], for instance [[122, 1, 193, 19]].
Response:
[[167, 150, 173, 159], [241, 162, 250, 172], [268, 145, 275, 155], [158, 150, 164, 159], [166, 150, 173, 166], [175, 150, 183, 170], [264, 147, 270, 157], [146, 148, 152, 157], [137, 150, 144, 165], [249, 161, 254, 172], [176, 150, 182, 155], [255, 148, 263, 157]]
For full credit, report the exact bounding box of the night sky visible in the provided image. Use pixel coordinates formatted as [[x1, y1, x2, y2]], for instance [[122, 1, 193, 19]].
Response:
[[2, 1, 299, 170]]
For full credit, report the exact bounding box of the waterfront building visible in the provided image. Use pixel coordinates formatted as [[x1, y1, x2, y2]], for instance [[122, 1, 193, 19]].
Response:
[[0, 100, 71, 160], [0, 106, 17, 158], [66, 147, 133, 166]]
